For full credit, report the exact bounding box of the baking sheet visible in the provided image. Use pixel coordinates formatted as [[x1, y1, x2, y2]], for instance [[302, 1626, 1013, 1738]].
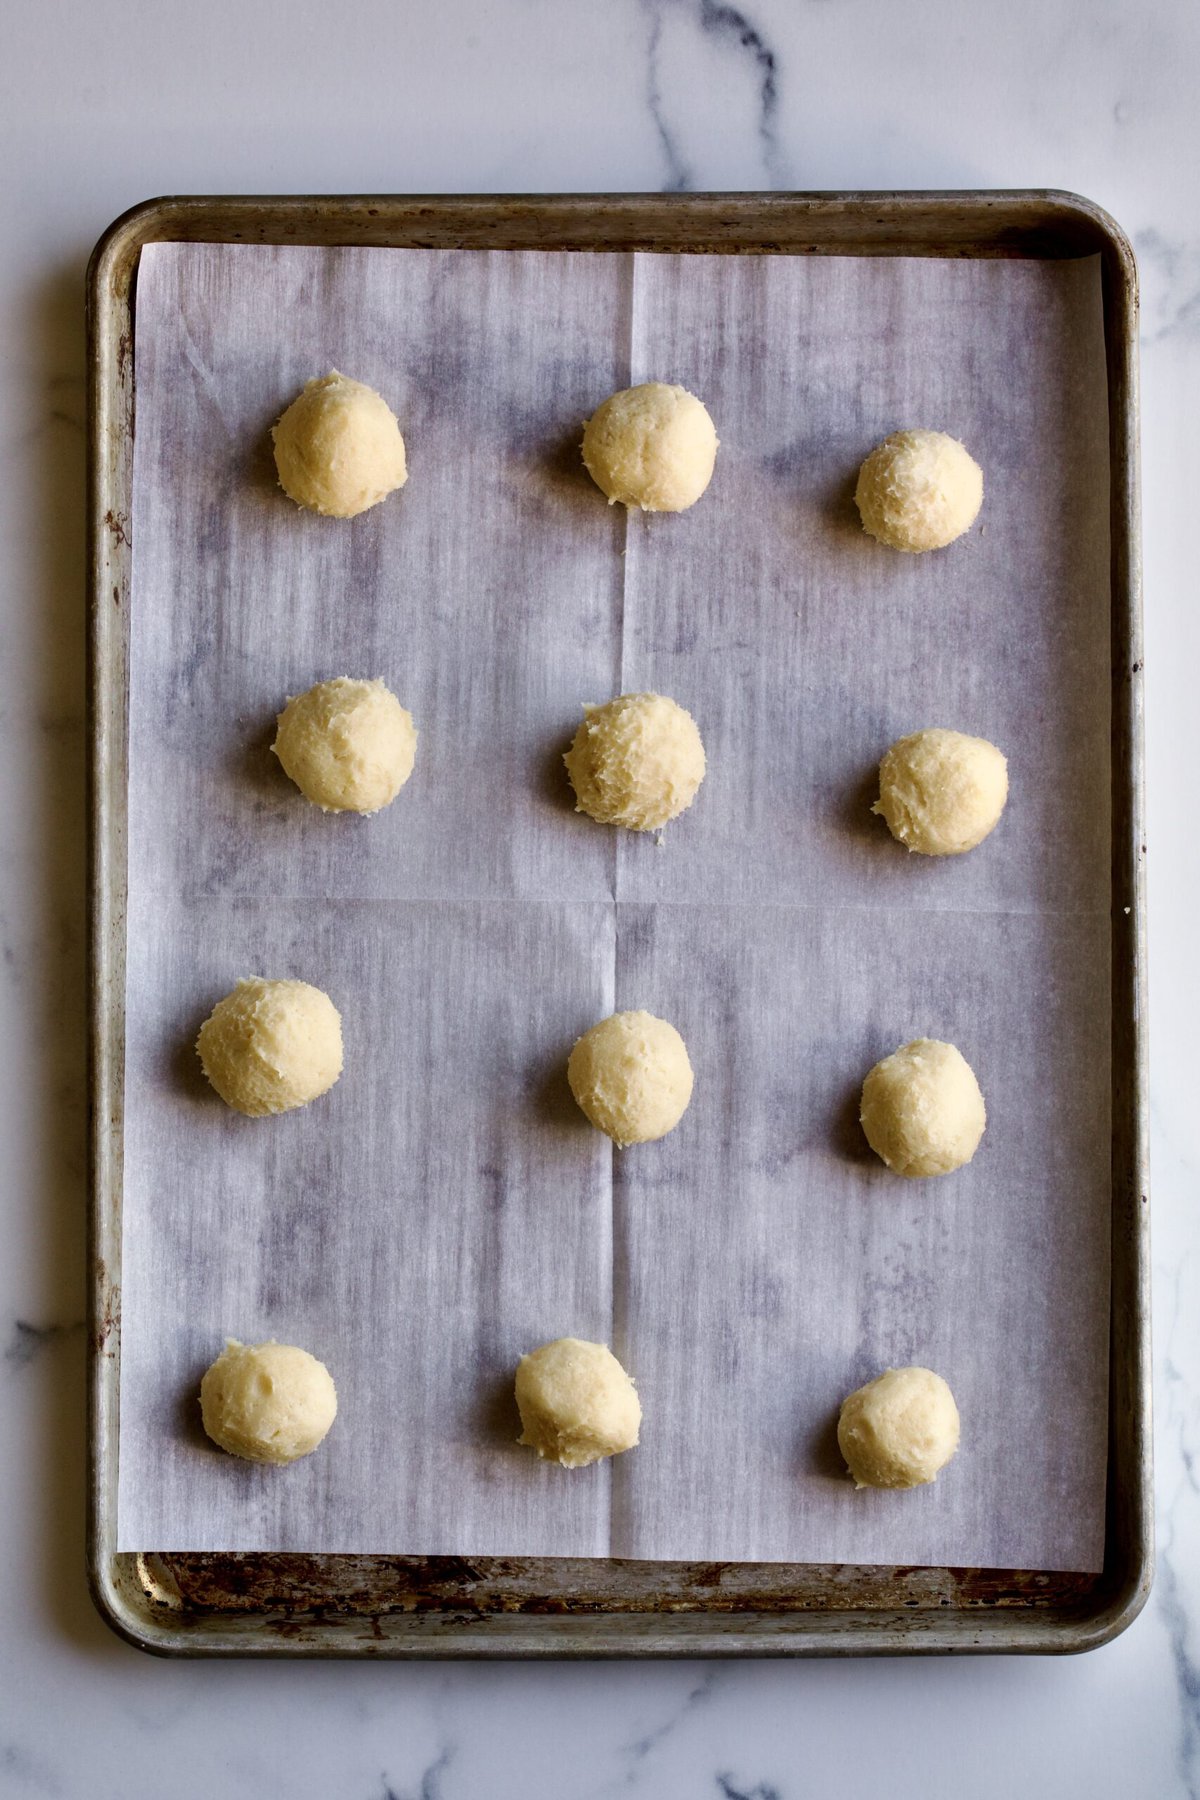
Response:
[[117, 242, 1112, 1570]]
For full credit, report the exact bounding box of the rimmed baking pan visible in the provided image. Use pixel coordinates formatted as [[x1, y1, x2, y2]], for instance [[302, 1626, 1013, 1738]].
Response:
[[88, 191, 1148, 1655]]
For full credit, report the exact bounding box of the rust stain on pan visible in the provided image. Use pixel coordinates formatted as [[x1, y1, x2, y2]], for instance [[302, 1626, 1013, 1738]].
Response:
[[149, 1551, 1100, 1623], [93, 1260, 121, 1354]]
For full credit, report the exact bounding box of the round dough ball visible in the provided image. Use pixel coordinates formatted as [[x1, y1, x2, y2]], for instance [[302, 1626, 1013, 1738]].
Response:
[[581, 381, 718, 512], [196, 977, 343, 1117], [855, 429, 983, 552], [272, 371, 407, 518], [515, 1337, 641, 1468], [564, 692, 706, 832], [837, 1366, 960, 1489], [567, 1009, 694, 1147], [874, 727, 1008, 856], [273, 676, 417, 814], [860, 1038, 986, 1178], [200, 1339, 338, 1464]]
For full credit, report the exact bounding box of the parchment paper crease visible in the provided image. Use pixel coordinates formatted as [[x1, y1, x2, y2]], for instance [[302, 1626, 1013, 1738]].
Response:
[[118, 242, 1111, 1569]]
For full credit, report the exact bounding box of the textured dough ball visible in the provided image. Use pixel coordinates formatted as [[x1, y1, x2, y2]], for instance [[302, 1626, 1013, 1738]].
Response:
[[838, 1366, 960, 1489], [564, 692, 706, 832], [515, 1337, 641, 1468], [272, 371, 407, 518], [196, 977, 343, 1117], [273, 676, 417, 814], [582, 382, 718, 512], [567, 1009, 694, 1147], [874, 727, 1008, 856], [860, 1038, 986, 1177], [200, 1339, 338, 1464], [855, 429, 983, 552]]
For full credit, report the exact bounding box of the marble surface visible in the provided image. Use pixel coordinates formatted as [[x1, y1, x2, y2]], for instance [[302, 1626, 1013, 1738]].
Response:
[[0, 0, 1195, 1794]]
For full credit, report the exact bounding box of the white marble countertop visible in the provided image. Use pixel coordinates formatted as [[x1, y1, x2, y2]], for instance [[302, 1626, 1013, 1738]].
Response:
[[2, 1, 1196, 1794]]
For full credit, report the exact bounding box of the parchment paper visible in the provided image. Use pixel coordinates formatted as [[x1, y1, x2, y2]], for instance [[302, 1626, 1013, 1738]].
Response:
[[118, 242, 1112, 1569]]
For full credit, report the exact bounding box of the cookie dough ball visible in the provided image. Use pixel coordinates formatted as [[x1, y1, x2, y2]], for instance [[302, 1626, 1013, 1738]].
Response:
[[582, 381, 718, 512], [855, 429, 983, 552], [564, 692, 705, 832], [196, 977, 343, 1117], [860, 1038, 986, 1177], [272, 371, 407, 518], [273, 676, 417, 814], [838, 1366, 960, 1489], [200, 1339, 338, 1464], [567, 1009, 693, 1147], [515, 1337, 641, 1468], [874, 727, 1008, 856]]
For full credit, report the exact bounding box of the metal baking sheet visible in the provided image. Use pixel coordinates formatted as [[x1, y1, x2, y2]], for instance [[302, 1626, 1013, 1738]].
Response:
[[86, 189, 1151, 1648]]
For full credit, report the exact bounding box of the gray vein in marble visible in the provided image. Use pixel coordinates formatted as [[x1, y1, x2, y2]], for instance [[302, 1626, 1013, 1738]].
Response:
[[611, 1670, 719, 1783], [1159, 1524, 1200, 1799], [717, 1777, 783, 1800], [1167, 1358, 1200, 1500], [645, 8, 693, 190], [640, 0, 789, 190], [377, 1747, 455, 1800], [0, 1742, 63, 1798], [1136, 229, 1200, 344], [697, 0, 784, 183], [1159, 1255, 1200, 1800], [4, 1319, 85, 1367]]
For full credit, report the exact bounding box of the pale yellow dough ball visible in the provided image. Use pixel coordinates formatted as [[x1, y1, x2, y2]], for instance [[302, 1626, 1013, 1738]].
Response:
[[515, 1337, 641, 1468], [200, 1339, 338, 1464], [196, 977, 343, 1117], [838, 1366, 960, 1489], [272, 371, 408, 518], [567, 1009, 694, 1147], [860, 1038, 986, 1177], [273, 676, 417, 815], [582, 381, 718, 512], [874, 727, 1008, 856], [855, 429, 983, 552], [564, 692, 706, 832]]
